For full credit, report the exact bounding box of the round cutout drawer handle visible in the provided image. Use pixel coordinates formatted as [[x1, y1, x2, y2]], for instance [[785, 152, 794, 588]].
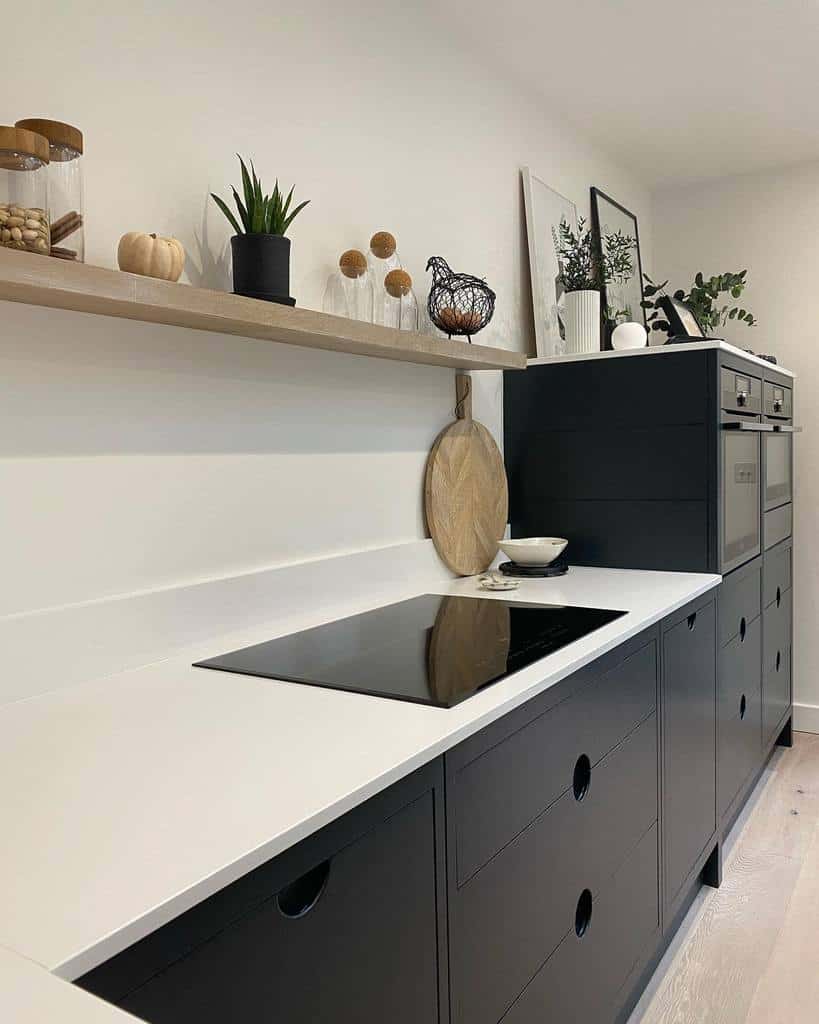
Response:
[[776, 587, 782, 608], [575, 888, 593, 938], [739, 617, 746, 642], [776, 651, 782, 673], [740, 693, 747, 719], [277, 860, 331, 919], [573, 754, 592, 802], [687, 612, 697, 631]]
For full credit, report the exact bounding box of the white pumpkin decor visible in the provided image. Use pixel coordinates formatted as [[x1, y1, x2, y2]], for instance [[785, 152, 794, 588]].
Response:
[[117, 232, 185, 282]]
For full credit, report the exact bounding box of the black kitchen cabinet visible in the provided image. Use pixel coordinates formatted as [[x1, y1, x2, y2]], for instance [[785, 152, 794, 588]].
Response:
[[661, 595, 717, 912], [504, 348, 795, 842], [763, 581, 792, 746], [78, 761, 448, 1024], [717, 556, 763, 822], [78, 600, 722, 1024], [446, 626, 661, 1024]]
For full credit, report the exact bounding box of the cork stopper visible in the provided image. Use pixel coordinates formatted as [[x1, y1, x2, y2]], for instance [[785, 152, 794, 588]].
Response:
[[339, 249, 367, 279], [385, 268, 412, 298], [370, 231, 397, 260]]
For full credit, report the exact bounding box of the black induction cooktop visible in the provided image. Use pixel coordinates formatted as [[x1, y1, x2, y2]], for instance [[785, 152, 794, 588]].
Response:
[[194, 595, 626, 708]]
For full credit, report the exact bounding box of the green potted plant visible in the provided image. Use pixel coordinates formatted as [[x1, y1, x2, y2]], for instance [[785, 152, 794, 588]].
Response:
[[552, 216, 600, 353], [211, 156, 309, 306], [642, 270, 757, 337]]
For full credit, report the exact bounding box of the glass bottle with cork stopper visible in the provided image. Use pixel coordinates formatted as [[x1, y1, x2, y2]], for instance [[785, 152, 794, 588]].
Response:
[[16, 118, 84, 262], [322, 249, 375, 322], [0, 126, 50, 255], [377, 268, 418, 330], [368, 231, 402, 323]]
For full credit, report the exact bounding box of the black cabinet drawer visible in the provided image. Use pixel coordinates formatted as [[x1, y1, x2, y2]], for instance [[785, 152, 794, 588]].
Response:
[[451, 714, 657, 1024], [662, 598, 717, 908], [501, 823, 659, 1024], [452, 639, 657, 884], [80, 766, 446, 1024], [763, 540, 792, 610], [718, 667, 761, 820], [764, 504, 792, 550], [763, 591, 793, 746], [718, 561, 761, 647], [719, 615, 761, 720]]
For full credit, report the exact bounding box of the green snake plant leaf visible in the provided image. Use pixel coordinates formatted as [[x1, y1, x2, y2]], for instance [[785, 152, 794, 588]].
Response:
[[210, 193, 242, 236]]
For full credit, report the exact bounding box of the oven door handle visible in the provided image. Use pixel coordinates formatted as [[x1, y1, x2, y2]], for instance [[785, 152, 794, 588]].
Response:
[[721, 421, 774, 432], [772, 424, 802, 433]]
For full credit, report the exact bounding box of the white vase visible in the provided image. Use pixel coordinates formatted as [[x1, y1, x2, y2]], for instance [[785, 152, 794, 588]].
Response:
[[563, 290, 600, 354]]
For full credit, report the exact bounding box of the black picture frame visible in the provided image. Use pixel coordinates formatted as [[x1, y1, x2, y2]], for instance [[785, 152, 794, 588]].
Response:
[[590, 187, 646, 349], [658, 295, 706, 339]]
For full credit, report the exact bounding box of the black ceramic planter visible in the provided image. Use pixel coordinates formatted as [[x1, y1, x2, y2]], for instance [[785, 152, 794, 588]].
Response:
[[231, 234, 295, 306]]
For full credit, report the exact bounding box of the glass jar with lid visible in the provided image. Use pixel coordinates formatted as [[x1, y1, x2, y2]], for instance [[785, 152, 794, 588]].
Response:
[[17, 118, 83, 262], [0, 126, 50, 255]]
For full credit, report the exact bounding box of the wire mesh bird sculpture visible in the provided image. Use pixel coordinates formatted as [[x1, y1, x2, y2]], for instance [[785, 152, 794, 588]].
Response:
[[426, 256, 496, 342]]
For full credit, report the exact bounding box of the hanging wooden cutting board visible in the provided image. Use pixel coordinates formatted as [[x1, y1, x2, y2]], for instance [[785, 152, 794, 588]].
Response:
[[424, 374, 508, 576]]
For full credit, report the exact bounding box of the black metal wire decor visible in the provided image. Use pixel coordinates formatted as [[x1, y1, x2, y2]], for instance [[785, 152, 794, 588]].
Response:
[[426, 256, 496, 342]]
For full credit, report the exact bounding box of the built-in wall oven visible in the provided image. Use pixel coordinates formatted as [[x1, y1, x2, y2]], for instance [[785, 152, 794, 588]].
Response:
[[762, 380, 797, 549], [720, 368, 768, 573]]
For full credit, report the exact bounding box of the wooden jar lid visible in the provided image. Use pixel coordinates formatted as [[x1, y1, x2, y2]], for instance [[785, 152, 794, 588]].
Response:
[[0, 126, 50, 164], [16, 118, 83, 155]]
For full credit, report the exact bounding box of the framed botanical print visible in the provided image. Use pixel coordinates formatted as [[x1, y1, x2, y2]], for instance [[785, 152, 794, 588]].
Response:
[[522, 168, 578, 357], [590, 187, 646, 348]]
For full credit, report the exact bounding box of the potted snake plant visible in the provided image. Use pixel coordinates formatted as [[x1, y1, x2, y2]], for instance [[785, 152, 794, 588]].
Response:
[[211, 156, 309, 306]]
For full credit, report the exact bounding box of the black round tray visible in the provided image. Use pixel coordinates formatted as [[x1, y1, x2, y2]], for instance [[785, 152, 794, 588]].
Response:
[[498, 559, 569, 578]]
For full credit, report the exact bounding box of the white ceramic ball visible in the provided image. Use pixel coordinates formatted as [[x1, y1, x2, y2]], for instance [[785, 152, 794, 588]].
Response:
[[611, 322, 648, 350]]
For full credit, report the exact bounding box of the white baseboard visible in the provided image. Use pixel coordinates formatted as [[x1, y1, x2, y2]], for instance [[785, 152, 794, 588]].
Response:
[[794, 702, 819, 734]]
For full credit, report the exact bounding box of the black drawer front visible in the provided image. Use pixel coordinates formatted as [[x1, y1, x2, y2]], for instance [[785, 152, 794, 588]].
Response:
[[501, 823, 659, 1024], [764, 504, 792, 550], [453, 640, 657, 884], [117, 793, 441, 1024], [763, 592, 793, 745], [763, 541, 792, 610], [663, 598, 717, 907], [452, 714, 657, 1024], [719, 615, 761, 720], [718, 562, 761, 647], [718, 671, 761, 820]]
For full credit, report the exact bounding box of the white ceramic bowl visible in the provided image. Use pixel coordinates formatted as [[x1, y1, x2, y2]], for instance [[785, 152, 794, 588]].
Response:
[[497, 537, 568, 567]]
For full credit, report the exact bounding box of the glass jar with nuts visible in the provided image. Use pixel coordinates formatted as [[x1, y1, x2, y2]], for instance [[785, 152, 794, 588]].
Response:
[[17, 119, 84, 262], [0, 126, 50, 256]]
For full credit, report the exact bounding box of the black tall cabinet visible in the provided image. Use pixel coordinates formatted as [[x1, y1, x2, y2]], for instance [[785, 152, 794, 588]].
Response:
[[504, 346, 795, 837]]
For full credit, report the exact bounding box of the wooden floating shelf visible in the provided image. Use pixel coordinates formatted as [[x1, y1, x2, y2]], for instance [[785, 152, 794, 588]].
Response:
[[0, 249, 526, 371]]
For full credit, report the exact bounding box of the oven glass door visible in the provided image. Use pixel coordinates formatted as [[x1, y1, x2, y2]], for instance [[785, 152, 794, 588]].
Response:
[[763, 428, 792, 511], [722, 421, 762, 572]]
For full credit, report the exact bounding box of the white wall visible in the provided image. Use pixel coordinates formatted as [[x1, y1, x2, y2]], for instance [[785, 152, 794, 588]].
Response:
[[1, 2, 652, 637], [653, 162, 818, 728]]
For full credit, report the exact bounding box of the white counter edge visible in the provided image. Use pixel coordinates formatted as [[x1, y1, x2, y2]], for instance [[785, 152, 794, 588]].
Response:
[[527, 339, 795, 378]]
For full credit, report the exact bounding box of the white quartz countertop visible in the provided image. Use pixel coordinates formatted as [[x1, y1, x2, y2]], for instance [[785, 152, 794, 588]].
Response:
[[528, 338, 795, 378], [0, 565, 719, 1014], [0, 946, 141, 1024]]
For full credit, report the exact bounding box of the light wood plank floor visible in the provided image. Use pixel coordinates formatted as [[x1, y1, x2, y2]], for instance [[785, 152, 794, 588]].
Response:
[[629, 731, 819, 1024]]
